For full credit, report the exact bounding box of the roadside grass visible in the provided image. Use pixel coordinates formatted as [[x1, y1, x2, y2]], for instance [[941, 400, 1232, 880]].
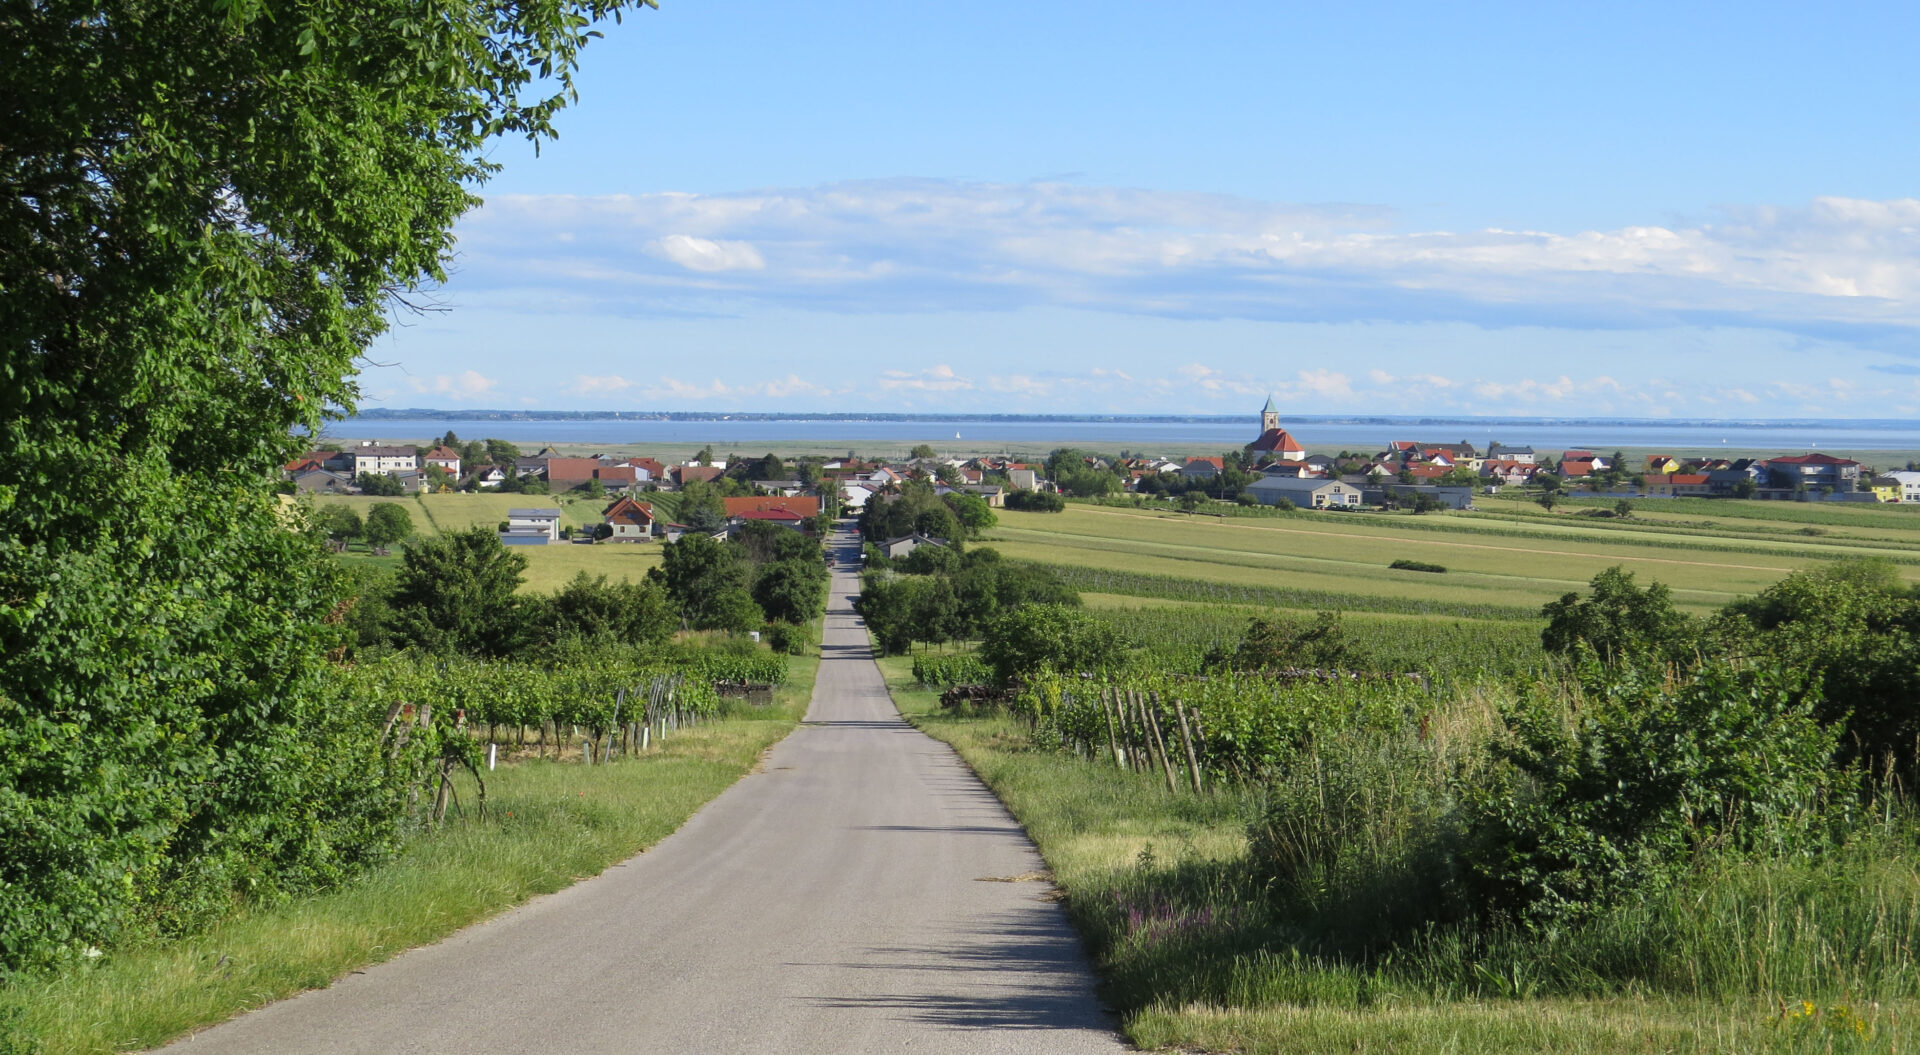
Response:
[[986, 505, 1896, 615], [0, 649, 817, 1055], [878, 653, 1920, 1054]]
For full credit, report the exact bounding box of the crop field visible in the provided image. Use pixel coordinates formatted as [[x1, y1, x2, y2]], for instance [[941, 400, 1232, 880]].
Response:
[[984, 504, 1920, 616]]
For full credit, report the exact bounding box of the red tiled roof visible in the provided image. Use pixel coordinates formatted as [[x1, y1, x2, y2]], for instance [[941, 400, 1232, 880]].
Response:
[[1767, 453, 1860, 466], [1248, 428, 1305, 453], [723, 496, 821, 519], [1186, 456, 1226, 469], [423, 446, 461, 461], [603, 497, 654, 525], [546, 457, 601, 484]]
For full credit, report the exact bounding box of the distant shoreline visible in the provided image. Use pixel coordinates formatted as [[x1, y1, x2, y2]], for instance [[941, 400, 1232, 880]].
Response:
[[347, 408, 1919, 431]]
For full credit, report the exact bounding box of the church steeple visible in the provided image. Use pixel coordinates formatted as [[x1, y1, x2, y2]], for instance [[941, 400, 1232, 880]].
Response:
[[1260, 394, 1279, 433]]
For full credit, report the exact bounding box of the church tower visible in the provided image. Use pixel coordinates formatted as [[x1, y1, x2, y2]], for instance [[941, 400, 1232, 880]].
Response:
[[1260, 394, 1280, 433]]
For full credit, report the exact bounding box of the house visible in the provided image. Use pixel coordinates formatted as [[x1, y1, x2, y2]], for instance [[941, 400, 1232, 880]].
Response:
[[1563, 450, 1611, 470], [393, 469, 428, 494], [1559, 459, 1595, 479], [1300, 453, 1337, 474], [839, 481, 876, 510], [1644, 473, 1711, 496], [751, 479, 807, 497], [1246, 396, 1308, 461], [1245, 474, 1363, 509], [595, 465, 641, 491], [351, 444, 418, 476], [961, 484, 1006, 507], [626, 457, 667, 481], [501, 507, 561, 545], [1480, 460, 1537, 486], [881, 533, 948, 559], [1645, 455, 1681, 474], [421, 446, 462, 476], [1485, 444, 1536, 464], [513, 457, 548, 480], [1868, 477, 1904, 503], [1180, 457, 1225, 481], [1764, 453, 1863, 491], [1006, 468, 1039, 492], [602, 497, 656, 541], [1259, 461, 1318, 479], [1707, 460, 1763, 494], [672, 464, 726, 489], [471, 466, 508, 490], [544, 457, 601, 491], [722, 496, 820, 532], [1885, 470, 1920, 503], [290, 468, 354, 494]]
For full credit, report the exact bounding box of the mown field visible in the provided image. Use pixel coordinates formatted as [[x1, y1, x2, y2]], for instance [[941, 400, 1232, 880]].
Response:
[[985, 502, 1920, 618]]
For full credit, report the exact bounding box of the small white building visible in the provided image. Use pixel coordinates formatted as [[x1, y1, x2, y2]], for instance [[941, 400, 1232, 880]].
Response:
[[501, 507, 561, 545], [1007, 468, 1039, 492]]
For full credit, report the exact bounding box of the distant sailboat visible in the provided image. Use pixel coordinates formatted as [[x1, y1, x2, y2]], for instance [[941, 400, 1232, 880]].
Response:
[[955, 432, 961, 439]]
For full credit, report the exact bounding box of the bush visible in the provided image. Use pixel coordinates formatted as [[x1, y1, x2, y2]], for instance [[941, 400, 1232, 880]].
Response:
[[980, 604, 1122, 684], [1005, 490, 1066, 512], [1460, 659, 1839, 924], [1389, 559, 1446, 573], [765, 620, 817, 656]]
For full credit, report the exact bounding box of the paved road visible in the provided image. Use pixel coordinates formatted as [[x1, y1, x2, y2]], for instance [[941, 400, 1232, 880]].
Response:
[[166, 526, 1123, 1054]]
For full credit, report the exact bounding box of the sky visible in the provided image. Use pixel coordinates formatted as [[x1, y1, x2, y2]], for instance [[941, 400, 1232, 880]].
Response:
[[365, 0, 1920, 419]]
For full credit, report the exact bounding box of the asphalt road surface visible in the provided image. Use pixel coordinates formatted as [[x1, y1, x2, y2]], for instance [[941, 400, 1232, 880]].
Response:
[[164, 525, 1123, 1054]]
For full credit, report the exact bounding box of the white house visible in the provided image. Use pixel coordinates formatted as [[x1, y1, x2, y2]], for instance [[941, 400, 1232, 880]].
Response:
[[1886, 470, 1920, 502], [352, 444, 418, 476], [501, 507, 561, 545]]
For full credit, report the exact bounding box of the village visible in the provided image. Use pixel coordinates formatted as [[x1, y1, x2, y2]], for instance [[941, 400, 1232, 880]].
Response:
[[283, 397, 1920, 548]]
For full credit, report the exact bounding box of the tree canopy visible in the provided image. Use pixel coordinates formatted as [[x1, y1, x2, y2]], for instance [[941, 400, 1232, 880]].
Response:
[[0, 0, 648, 968]]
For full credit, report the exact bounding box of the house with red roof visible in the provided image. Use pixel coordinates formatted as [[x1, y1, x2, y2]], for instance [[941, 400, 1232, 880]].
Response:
[[602, 497, 656, 541], [1764, 453, 1862, 490], [422, 446, 462, 476]]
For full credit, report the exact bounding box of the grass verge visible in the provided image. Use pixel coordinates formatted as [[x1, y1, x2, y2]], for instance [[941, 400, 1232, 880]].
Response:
[[0, 650, 818, 1055], [877, 653, 1920, 1054]]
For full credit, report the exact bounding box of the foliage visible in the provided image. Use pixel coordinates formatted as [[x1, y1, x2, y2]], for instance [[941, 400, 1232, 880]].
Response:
[[362, 502, 414, 554], [752, 559, 830, 626], [981, 604, 1123, 684], [1033, 562, 1542, 621], [652, 534, 753, 632], [522, 571, 674, 651], [854, 549, 1078, 654], [388, 528, 530, 657], [1005, 490, 1067, 512], [1540, 566, 1695, 664], [315, 504, 363, 549], [358, 473, 406, 497], [1391, 559, 1447, 573], [1209, 612, 1350, 671], [1461, 660, 1839, 924], [912, 653, 993, 686]]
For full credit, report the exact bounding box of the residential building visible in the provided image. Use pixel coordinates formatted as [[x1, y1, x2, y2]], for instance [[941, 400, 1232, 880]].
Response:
[[471, 466, 507, 490], [421, 446, 462, 476], [602, 497, 656, 541], [501, 508, 561, 545], [881, 533, 947, 559], [1644, 473, 1711, 496], [1006, 468, 1039, 492], [290, 468, 353, 494], [1764, 453, 1862, 491], [1180, 457, 1225, 481], [1886, 470, 1920, 502], [351, 444, 418, 476], [1485, 444, 1536, 464], [544, 457, 601, 491]]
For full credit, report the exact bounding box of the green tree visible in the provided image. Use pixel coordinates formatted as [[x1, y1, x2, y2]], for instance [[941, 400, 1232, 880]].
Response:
[[523, 571, 674, 650], [1536, 491, 1560, 512], [1541, 566, 1693, 665], [388, 528, 529, 657], [753, 559, 830, 626], [0, 0, 645, 968], [358, 472, 405, 497], [316, 505, 364, 551], [909, 443, 939, 460], [677, 478, 729, 534], [980, 604, 1122, 685], [652, 534, 758, 631], [362, 503, 414, 555], [486, 439, 523, 466]]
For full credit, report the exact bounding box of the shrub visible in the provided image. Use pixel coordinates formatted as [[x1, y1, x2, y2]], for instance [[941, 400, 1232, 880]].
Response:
[[1460, 659, 1839, 924], [1540, 566, 1694, 664], [765, 621, 817, 656], [1389, 559, 1446, 573], [980, 604, 1122, 684], [1006, 490, 1066, 512]]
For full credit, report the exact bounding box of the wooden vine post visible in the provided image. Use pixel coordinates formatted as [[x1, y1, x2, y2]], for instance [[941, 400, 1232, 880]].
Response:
[[1173, 697, 1204, 793]]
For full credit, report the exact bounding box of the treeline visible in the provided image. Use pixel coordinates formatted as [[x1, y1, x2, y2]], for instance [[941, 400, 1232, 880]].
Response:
[[342, 519, 829, 658]]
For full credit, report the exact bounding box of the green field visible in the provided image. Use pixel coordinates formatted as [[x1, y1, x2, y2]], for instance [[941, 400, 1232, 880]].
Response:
[[987, 503, 1920, 617]]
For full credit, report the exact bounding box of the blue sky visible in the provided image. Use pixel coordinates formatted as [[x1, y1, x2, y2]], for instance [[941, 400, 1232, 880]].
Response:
[[365, 1, 1920, 418]]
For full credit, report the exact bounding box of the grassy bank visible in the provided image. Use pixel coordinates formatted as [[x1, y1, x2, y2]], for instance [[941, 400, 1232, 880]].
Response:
[[879, 654, 1920, 1053], [0, 657, 817, 1055]]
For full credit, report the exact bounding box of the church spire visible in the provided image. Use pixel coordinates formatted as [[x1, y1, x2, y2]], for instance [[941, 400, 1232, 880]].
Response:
[[1260, 394, 1279, 433]]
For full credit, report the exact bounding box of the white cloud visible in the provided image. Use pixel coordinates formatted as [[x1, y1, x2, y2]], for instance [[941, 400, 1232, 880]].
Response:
[[457, 182, 1920, 341], [649, 234, 766, 273], [406, 370, 497, 401], [639, 373, 834, 401], [878, 364, 973, 392], [568, 374, 634, 395]]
